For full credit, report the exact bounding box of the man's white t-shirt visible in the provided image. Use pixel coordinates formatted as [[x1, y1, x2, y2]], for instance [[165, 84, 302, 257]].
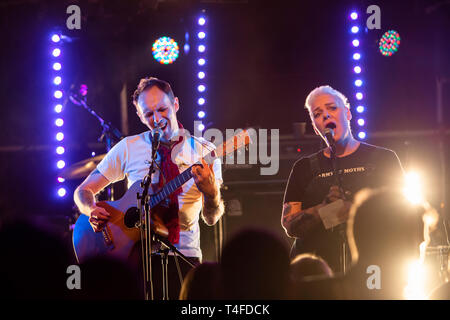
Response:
[[96, 131, 222, 259]]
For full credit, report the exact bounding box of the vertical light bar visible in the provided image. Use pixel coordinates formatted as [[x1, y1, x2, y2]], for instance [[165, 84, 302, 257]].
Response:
[[196, 10, 207, 131], [51, 32, 66, 198], [349, 11, 366, 140]]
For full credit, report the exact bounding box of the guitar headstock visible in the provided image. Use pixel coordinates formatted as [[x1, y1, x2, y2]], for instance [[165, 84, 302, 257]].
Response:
[[214, 129, 253, 159]]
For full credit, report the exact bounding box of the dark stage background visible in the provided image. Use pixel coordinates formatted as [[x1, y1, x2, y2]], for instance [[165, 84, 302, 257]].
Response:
[[0, 0, 449, 262]]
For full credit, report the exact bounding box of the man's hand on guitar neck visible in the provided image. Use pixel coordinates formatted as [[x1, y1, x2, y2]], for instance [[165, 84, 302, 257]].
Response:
[[191, 158, 218, 199], [191, 158, 224, 225]]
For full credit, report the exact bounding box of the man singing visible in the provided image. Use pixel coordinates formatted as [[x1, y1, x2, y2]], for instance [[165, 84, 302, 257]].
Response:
[[74, 77, 224, 299], [281, 85, 404, 273]]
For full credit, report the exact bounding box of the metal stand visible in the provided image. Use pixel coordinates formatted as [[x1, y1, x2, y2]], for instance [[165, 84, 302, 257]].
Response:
[[67, 91, 124, 198], [329, 147, 349, 275], [137, 140, 159, 300]]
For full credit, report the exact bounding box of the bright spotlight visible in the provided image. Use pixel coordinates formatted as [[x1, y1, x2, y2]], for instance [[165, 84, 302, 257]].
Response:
[[404, 260, 428, 300], [403, 171, 424, 205]]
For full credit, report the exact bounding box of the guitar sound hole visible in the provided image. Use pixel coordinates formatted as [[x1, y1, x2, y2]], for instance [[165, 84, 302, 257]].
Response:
[[124, 207, 140, 228]]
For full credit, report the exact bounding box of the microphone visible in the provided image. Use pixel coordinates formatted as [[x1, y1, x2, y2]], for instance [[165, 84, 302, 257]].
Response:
[[151, 119, 166, 159], [151, 119, 166, 143], [324, 128, 336, 155]]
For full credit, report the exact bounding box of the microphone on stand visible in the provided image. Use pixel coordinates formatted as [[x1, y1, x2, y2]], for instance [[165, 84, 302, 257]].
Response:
[[151, 119, 166, 159], [324, 127, 336, 155]]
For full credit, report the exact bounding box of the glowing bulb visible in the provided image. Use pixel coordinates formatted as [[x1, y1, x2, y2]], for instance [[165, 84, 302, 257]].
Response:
[[198, 98, 205, 105], [198, 71, 205, 79], [198, 123, 205, 131], [52, 48, 61, 57], [358, 132, 366, 139], [54, 104, 63, 113], [56, 132, 64, 141], [55, 118, 64, 127], [54, 90, 63, 99], [350, 12, 358, 20], [198, 17, 206, 26], [57, 177, 65, 183], [58, 187, 67, 197], [356, 92, 363, 100], [351, 26, 359, 33], [57, 160, 65, 169], [53, 62, 61, 71], [354, 66, 362, 74], [198, 32, 206, 39], [53, 76, 62, 85], [198, 45, 206, 52], [198, 111, 205, 118], [52, 34, 61, 43], [198, 58, 206, 66], [356, 106, 365, 113], [56, 146, 65, 155], [353, 53, 361, 60], [352, 39, 360, 47], [358, 118, 365, 126], [198, 85, 206, 92], [355, 79, 363, 87]]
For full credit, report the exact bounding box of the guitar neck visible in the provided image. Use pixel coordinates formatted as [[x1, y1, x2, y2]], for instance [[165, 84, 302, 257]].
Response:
[[149, 165, 194, 208]]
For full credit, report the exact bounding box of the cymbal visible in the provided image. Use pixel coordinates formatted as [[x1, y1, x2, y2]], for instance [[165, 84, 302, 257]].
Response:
[[60, 154, 106, 179]]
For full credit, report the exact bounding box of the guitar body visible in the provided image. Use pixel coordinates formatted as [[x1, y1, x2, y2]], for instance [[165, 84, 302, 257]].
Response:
[[72, 180, 167, 263]]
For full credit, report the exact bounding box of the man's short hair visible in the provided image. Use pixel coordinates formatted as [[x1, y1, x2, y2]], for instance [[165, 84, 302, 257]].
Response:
[[305, 85, 350, 112], [132, 77, 175, 107]]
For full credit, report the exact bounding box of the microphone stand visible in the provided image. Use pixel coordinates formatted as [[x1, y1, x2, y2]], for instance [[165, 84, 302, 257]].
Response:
[[328, 140, 349, 275], [138, 132, 160, 300], [69, 94, 124, 200]]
